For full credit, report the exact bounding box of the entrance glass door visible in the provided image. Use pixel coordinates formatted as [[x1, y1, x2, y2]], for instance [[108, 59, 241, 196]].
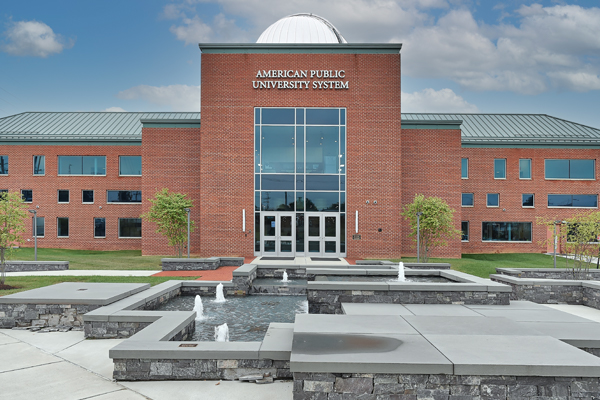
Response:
[[261, 212, 295, 256], [306, 213, 339, 256]]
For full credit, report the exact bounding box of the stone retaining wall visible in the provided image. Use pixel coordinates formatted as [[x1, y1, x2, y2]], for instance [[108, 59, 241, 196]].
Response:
[[0, 303, 99, 328], [492, 279, 584, 304], [85, 321, 153, 339], [3, 261, 68, 272], [162, 257, 244, 271], [256, 268, 307, 279], [308, 290, 509, 314], [180, 284, 244, 297], [249, 285, 306, 295], [113, 358, 291, 381], [497, 268, 600, 280], [292, 372, 600, 400], [135, 287, 182, 310]]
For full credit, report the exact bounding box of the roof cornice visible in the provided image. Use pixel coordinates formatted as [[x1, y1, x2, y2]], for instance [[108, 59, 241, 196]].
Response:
[[198, 43, 402, 54]]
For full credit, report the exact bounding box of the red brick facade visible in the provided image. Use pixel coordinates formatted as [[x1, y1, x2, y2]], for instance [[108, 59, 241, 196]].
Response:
[[4, 145, 142, 250]]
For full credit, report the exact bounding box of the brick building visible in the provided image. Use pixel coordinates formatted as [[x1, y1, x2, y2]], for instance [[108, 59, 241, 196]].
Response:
[[1, 14, 599, 259]]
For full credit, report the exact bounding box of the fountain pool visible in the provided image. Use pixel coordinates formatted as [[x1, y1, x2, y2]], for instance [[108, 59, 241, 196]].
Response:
[[320, 275, 454, 283], [156, 295, 308, 341]]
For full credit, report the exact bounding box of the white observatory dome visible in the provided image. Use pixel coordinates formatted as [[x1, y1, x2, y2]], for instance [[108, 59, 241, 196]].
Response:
[[257, 13, 347, 44]]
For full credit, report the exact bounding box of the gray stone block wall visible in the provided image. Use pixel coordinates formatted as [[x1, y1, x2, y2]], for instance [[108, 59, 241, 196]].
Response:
[[162, 257, 244, 271], [249, 285, 306, 295], [498, 269, 600, 280], [3, 261, 69, 272], [180, 285, 245, 297], [85, 321, 153, 339], [0, 303, 99, 328], [293, 372, 600, 400], [135, 288, 182, 310], [584, 286, 600, 309], [113, 358, 290, 381], [232, 269, 257, 293], [256, 268, 307, 279], [490, 278, 584, 304], [307, 290, 509, 314]]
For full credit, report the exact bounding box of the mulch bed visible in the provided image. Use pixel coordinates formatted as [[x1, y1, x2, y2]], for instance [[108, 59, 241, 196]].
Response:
[[0, 284, 17, 290]]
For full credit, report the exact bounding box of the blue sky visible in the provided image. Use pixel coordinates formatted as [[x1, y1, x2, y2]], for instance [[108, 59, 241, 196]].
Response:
[[2, 0, 600, 128]]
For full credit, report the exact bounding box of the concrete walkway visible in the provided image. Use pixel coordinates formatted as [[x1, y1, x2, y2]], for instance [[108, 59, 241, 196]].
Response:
[[5, 270, 159, 277], [0, 328, 292, 400]]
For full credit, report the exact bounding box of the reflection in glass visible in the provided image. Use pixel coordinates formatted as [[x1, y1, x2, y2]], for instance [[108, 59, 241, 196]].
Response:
[[308, 241, 320, 252], [494, 159, 506, 179], [306, 109, 339, 125], [264, 216, 275, 236], [261, 191, 294, 211], [296, 213, 304, 252], [462, 193, 474, 207], [255, 213, 260, 252], [482, 222, 532, 242], [570, 159, 595, 179], [325, 241, 336, 253], [306, 192, 339, 212], [262, 175, 294, 190], [281, 241, 292, 252], [487, 193, 499, 207], [522, 194, 534, 207], [296, 126, 304, 173], [545, 160, 570, 179], [306, 175, 339, 190], [325, 216, 336, 237], [519, 159, 531, 179], [281, 216, 292, 236], [261, 126, 295, 173], [306, 126, 339, 174], [308, 216, 320, 237], [461, 221, 469, 241], [461, 158, 468, 178], [340, 214, 345, 253], [264, 240, 276, 252], [262, 108, 295, 124]]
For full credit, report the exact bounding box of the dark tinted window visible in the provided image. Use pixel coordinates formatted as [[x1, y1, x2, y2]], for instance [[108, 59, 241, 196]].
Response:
[[306, 175, 339, 191], [261, 174, 295, 190], [494, 159, 506, 179], [107, 190, 142, 203], [305, 192, 340, 212], [82, 190, 94, 203], [462, 193, 474, 206], [482, 222, 532, 241], [461, 158, 468, 179], [261, 191, 294, 211], [461, 221, 469, 241], [119, 218, 141, 238], [58, 190, 69, 203], [546, 159, 595, 179], [21, 190, 32, 202], [519, 159, 531, 179], [0, 156, 7, 175], [33, 216, 44, 237], [94, 218, 105, 237], [548, 194, 598, 208], [33, 156, 45, 175], [487, 193, 499, 207], [522, 194, 534, 207], [58, 156, 105, 175], [57, 218, 69, 237]]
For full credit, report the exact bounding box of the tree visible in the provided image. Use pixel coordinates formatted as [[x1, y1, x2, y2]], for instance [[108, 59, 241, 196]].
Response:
[[537, 211, 600, 279], [142, 188, 194, 257], [0, 191, 28, 285], [401, 194, 461, 262]]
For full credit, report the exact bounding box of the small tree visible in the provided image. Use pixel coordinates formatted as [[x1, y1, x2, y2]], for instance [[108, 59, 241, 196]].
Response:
[[142, 188, 194, 257], [401, 194, 461, 262], [538, 211, 600, 279], [0, 191, 28, 285]]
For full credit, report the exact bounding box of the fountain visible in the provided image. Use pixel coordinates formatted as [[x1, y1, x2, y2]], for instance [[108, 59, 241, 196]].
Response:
[[214, 323, 229, 342], [214, 283, 226, 303], [397, 262, 406, 282], [193, 295, 205, 320], [282, 271, 289, 283]]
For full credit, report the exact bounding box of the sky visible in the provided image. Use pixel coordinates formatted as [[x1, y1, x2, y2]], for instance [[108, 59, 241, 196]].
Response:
[[2, 0, 600, 128]]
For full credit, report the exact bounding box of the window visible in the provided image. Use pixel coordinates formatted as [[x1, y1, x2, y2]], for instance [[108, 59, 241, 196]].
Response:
[[107, 190, 142, 203], [487, 193, 499, 207], [33, 156, 45, 175], [119, 218, 141, 238], [119, 156, 142, 176], [58, 190, 69, 203], [57, 217, 69, 237], [461, 158, 468, 179], [33, 216, 44, 237], [522, 194, 534, 208], [482, 222, 532, 242], [21, 189, 32, 203], [494, 159, 506, 179], [519, 159, 531, 179], [461, 221, 469, 241], [0, 190, 7, 198], [462, 193, 474, 207], [82, 190, 94, 203], [545, 159, 595, 180], [0, 156, 7, 175], [548, 194, 598, 208], [58, 156, 106, 175], [94, 218, 106, 238]]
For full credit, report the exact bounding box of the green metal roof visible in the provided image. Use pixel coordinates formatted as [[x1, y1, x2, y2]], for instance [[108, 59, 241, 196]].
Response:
[[402, 113, 600, 147], [0, 112, 200, 144], [1, 112, 599, 148]]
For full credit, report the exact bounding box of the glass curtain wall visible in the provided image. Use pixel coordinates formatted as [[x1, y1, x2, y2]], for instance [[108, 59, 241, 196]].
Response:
[[255, 107, 346, 255]]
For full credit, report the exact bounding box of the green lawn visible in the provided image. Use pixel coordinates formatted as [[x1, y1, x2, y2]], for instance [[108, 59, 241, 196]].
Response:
[[394, 253, 577, 278], [8, 248, 164, 270], [1, 276, 198, 296]]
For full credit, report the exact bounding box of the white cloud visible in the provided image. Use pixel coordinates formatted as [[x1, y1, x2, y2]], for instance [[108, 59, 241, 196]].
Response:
[[401, 88, 479, 113], [1, 20, 74, 57], [117, 84, 200, 111], [103, 107, 126, 112]]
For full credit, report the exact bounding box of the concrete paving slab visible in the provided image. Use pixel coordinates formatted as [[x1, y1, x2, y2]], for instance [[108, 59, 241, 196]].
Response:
[[2, 329, 84, 353], [465, 300, 550, 310], [0, 282, 150, 305], [341, 303, 414, 316], [0, 341, 61, 372], [85, 389, 149, 400], [0, 331, 20, 345], [2, 360, 129, 400], [472, 308, 593, 322], [291, 333, 452, 374], [546, 304, 600, 323], [518, 321, 600, 348], [404, 304, 482, 316], [57, 337, 125, 379], [294, 314, 419, 335], [404, 316, 544, 336], [122, 380, 293, 400], [425, 334, 600, 376], [259, 323, 294, 360]]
